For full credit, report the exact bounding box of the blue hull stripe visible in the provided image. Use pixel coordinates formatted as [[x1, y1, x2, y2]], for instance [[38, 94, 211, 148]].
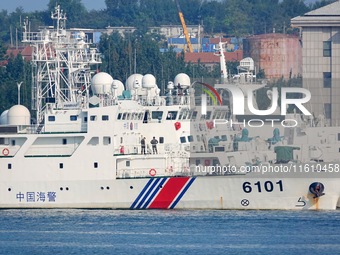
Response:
[[135, 178, 162, 209], [169, 177, 196, 209], [130, 178, 154, 209], [141, 178, 168, 209]]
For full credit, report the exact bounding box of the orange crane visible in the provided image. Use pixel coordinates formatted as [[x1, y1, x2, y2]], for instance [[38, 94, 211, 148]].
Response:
[[175, 0, 193, 53]]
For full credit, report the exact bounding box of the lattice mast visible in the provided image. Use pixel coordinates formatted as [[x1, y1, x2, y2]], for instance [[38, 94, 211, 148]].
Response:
[[22, 5, 101, 123]]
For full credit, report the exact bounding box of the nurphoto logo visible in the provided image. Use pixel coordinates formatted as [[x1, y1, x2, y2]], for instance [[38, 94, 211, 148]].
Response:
[[201, 85, 312, 128]]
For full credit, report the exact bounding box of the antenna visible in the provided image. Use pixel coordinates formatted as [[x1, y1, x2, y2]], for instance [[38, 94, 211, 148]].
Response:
[[17, 82, 23, 105]]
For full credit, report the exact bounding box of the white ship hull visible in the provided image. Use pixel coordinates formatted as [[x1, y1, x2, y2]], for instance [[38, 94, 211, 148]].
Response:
[[1, 172, 339, 210]]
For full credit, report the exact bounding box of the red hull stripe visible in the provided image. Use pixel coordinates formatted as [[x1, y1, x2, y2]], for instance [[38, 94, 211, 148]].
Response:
[[148, 177, 190, 209]]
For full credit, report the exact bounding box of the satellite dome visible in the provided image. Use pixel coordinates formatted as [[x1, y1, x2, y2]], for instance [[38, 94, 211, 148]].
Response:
[[7, 105, 30, 125], [142, 74, 156, 89], [126, 74, 143, 91], [91, 72, 114, 95], [174, 73, 190, 89], [240, 57, 254, 71], [0, 110, 9, 125], [112, 79, 124, 96]]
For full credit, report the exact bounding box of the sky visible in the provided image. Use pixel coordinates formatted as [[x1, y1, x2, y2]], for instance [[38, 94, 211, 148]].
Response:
[[0, 0, 106, 13], [0, 0, 321, 13]]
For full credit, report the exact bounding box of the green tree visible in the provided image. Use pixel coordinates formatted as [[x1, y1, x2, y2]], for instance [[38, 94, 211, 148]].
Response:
[[223, 0, 253, 36]]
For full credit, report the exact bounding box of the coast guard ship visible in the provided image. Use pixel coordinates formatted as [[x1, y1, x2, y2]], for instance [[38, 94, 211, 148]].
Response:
[[0, 5, 339, 210]]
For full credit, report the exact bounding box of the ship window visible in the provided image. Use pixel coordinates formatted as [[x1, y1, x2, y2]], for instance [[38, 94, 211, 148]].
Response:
[[103, 136, 111, 145], [212, 111, 218, 119], [215, 147, 225, 152], [126, 161, 130, 167], [221, 111, 227, 119], [213, 159, 220, 165], [62, 139, 67, 145], [188, 135, 194, 142], [179, 109, 189, 120], [8, 164, 11, 170], [221, 135, 227, 141], [11, 140, 15, 146], [323, 72, 332, 88], [70, 115, 77, 121], [323, 41, 331, 57], [94, 162, 98, 168], [59, 163, 63, 169], [191, 111, 197, 120], [102, 115, 109, 121], [180, 136, 186, 143], [159, 137, 164, 144], [126, 113, 131, 120], [138, 113, 144, 120], [48, 116, 55, 122], [201, 111, 211, 120], [152, 111, 163, 120], [122, 113, 127, 120], [166, 111, 177, 120], [90, 115, 97, 121], [338, 133, 340, 141], [87, 137, 99, 145], [117, 113, 122, 120]]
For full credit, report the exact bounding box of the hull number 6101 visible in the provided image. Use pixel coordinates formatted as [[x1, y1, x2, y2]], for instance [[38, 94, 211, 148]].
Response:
[[242, 180, 283, 193]]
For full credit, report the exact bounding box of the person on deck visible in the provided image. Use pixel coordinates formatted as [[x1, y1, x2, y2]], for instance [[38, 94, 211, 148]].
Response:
[[150, 137, 158, 154], [141, 137, 146, 154]]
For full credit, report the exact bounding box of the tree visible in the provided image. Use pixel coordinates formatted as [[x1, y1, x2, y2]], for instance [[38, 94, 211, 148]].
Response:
[[105, 0, 139, 26], [223, 0, 253, 36]]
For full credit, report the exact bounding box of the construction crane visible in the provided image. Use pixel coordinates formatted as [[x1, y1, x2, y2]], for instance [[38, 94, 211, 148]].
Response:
[[175, 0, 193, 53]]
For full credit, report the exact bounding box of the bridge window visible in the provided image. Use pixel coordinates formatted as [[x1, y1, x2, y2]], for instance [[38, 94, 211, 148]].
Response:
[[166, 111, 178, 120], [70, 115, 77, 121], [48, 116, 55, 122], [152, 111, 163, 120]]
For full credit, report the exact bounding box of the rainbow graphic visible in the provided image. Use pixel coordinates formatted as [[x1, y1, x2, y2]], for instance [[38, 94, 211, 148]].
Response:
[[195, 82, 222, 115]]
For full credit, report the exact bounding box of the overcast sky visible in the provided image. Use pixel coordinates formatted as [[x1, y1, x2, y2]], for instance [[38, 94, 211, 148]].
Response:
[[0, 0, 106, 13]]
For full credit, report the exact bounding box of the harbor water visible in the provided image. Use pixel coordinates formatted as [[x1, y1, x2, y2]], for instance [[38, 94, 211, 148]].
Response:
[[0, 209, 339, 255]]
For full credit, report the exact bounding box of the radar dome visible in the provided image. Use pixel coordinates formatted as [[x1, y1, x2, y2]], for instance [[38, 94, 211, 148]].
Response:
[[0, 110, 9, 125], [112, 79, 124, 96], [240, 57, 254, 71], [142, 74, 156, 89], [126, 74, 143, 91], [7, 105, 30, 125], [91, 72, 114, 95], [174, 73, 190, 89]]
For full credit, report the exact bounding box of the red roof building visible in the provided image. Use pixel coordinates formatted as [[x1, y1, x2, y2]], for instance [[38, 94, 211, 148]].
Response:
[[184, 50, 243, 71]]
